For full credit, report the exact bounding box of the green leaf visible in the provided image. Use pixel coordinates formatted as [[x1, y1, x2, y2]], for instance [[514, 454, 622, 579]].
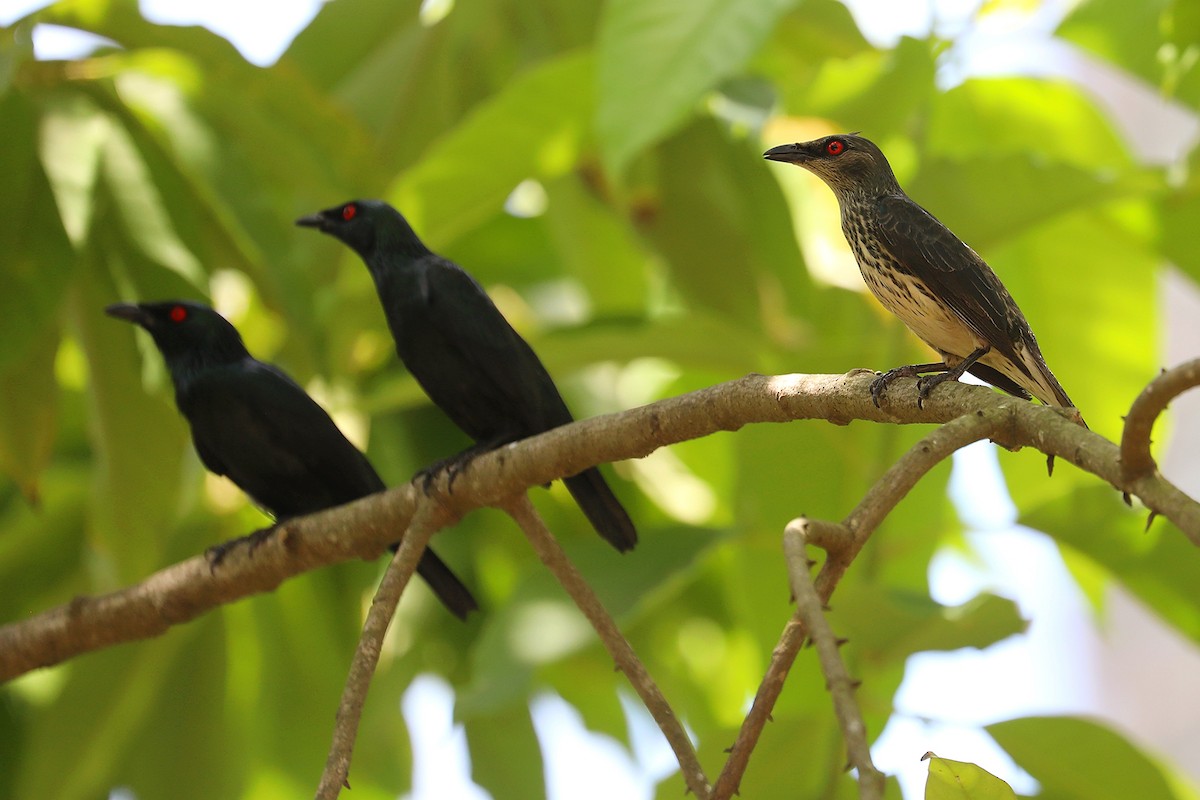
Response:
[[640, 117, 811, 325], [11, 618, 235, 800], [0, 19, 36, 95], [0, 327, 60, 502], [924, 754, 1017, 800], [785, 36, 937, 136], [835, 590, 1026, 661], [1022, 485, 1200, 643], [542, 175, 652, 316], [70, 214, 190, 581], [595, 0, 798, 175], [925, 78, 1133, 172], [391, 50, 595, 247], [905, 156, 1138, 253], [466, 704, 547, 800], [988, 716, 1183, 800], [1057, 0, 1172, 85], [38, 91, 108, 247], [0, 91, 75, 375]]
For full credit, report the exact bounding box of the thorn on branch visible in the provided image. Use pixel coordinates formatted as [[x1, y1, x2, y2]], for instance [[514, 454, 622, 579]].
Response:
[[1121, 358, 1200, 482]]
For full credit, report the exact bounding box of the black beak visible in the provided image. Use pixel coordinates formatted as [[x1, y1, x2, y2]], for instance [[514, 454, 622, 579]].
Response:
[[763, 143, 810, 164], [105, 302, 152, 327], [295, 210, 330, 230]]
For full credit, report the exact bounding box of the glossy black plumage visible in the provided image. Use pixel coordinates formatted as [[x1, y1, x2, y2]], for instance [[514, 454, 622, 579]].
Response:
[[296, 200, 638, 552], [106, 300, 477, 619]]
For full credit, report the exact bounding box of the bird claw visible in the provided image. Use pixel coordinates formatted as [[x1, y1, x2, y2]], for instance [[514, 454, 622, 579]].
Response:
[[868, 373, 890, 408], [915, 373, 950, 408], [205, 526, 276, 570], [416, 452, 475, 495], [870, 367, 918, 408]]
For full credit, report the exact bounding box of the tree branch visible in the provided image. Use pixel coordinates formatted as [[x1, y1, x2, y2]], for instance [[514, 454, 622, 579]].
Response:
[[2, 371, 1196, 682], [315, 501, 445, 799], [502, 495, 711, 799], [783, 517, 885, 800], [710, 411, 999, 798], [1121, 358, 1200, 481]]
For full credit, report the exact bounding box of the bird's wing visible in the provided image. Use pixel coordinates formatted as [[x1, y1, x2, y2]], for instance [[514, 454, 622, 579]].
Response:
[[180, 360, 383, 517], [872, 194, 1029, 369], [417, 257, 575, 433]]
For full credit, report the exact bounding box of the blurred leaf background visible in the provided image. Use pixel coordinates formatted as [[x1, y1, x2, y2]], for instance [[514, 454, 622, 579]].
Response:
[[1, 0, 1197, 798]]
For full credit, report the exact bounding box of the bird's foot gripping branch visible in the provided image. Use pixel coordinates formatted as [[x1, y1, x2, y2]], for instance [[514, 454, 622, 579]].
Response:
[[2, 366, 1198, 800]]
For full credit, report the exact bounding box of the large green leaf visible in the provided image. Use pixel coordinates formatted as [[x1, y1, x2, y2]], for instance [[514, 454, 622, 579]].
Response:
[[1023, 485, 1200, 642], [783, 35, 937, 137], [988, 716, 1184, 800], [595, 0, 799, 175], [641, 117, 811, 325], [69, 210, 190, 582], [904, 156, 1140, 253], [0, 91, 74, 375], [389, 50, 595, 248], [925, 78, 1134, 172], [834, 589, 1026, 662], [1057, 0, 1172, 85], [0, 327, 60, 501]]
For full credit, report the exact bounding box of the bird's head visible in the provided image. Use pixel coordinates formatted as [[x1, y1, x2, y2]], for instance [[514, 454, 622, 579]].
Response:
[[105, 300, 248, 371], [763, 134, 898, 197], [296, 199, 425, 262]]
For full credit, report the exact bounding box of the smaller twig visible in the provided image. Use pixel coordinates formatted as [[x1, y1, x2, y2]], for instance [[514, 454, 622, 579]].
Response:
[[713, 413, 998, 799], [315, 501, 445, 800], [502, 495, 711, 800], [823, 410, 1001, 589], [711, 521, 851, 800], [784, 518, 885, 800], [1121, 359, 1200, 480], [711, 611, 807, 800]]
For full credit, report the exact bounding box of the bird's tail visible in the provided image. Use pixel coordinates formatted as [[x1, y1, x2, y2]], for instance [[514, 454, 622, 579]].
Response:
[[1019, 353, 1088, 429], [563, 467, 638, 552], [410, 549, 479, 620]]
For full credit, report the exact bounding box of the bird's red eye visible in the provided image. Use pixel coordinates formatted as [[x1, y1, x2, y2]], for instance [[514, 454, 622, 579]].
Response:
[[169, 305, 188, 323], [826, 140, 845, 156], [342, 204, 357, 221]]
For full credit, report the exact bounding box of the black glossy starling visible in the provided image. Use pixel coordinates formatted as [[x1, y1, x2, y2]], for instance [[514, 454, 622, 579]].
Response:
[[764, 134, 1084, 425], [106, 300, 478, 619], [296, 200, 638, 552]]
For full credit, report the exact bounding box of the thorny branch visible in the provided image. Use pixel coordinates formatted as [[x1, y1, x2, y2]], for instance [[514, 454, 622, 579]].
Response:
[[315, 501, 446, 800], [1, 368, 1198, 799], [1121, 358, 1200, 481], [711, 411, 1000, 799], [783, 517, 886, 800], [502, 496, 711, 799]]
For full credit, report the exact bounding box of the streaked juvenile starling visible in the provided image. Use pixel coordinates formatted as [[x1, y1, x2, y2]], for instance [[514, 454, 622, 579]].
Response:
[[764, 134, 1084, 425]]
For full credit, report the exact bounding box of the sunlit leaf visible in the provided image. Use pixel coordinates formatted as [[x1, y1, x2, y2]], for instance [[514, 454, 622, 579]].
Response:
[[596, 0, 799, 175], [924, 754, 1017, 800], [390, 50, 595, 248]]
